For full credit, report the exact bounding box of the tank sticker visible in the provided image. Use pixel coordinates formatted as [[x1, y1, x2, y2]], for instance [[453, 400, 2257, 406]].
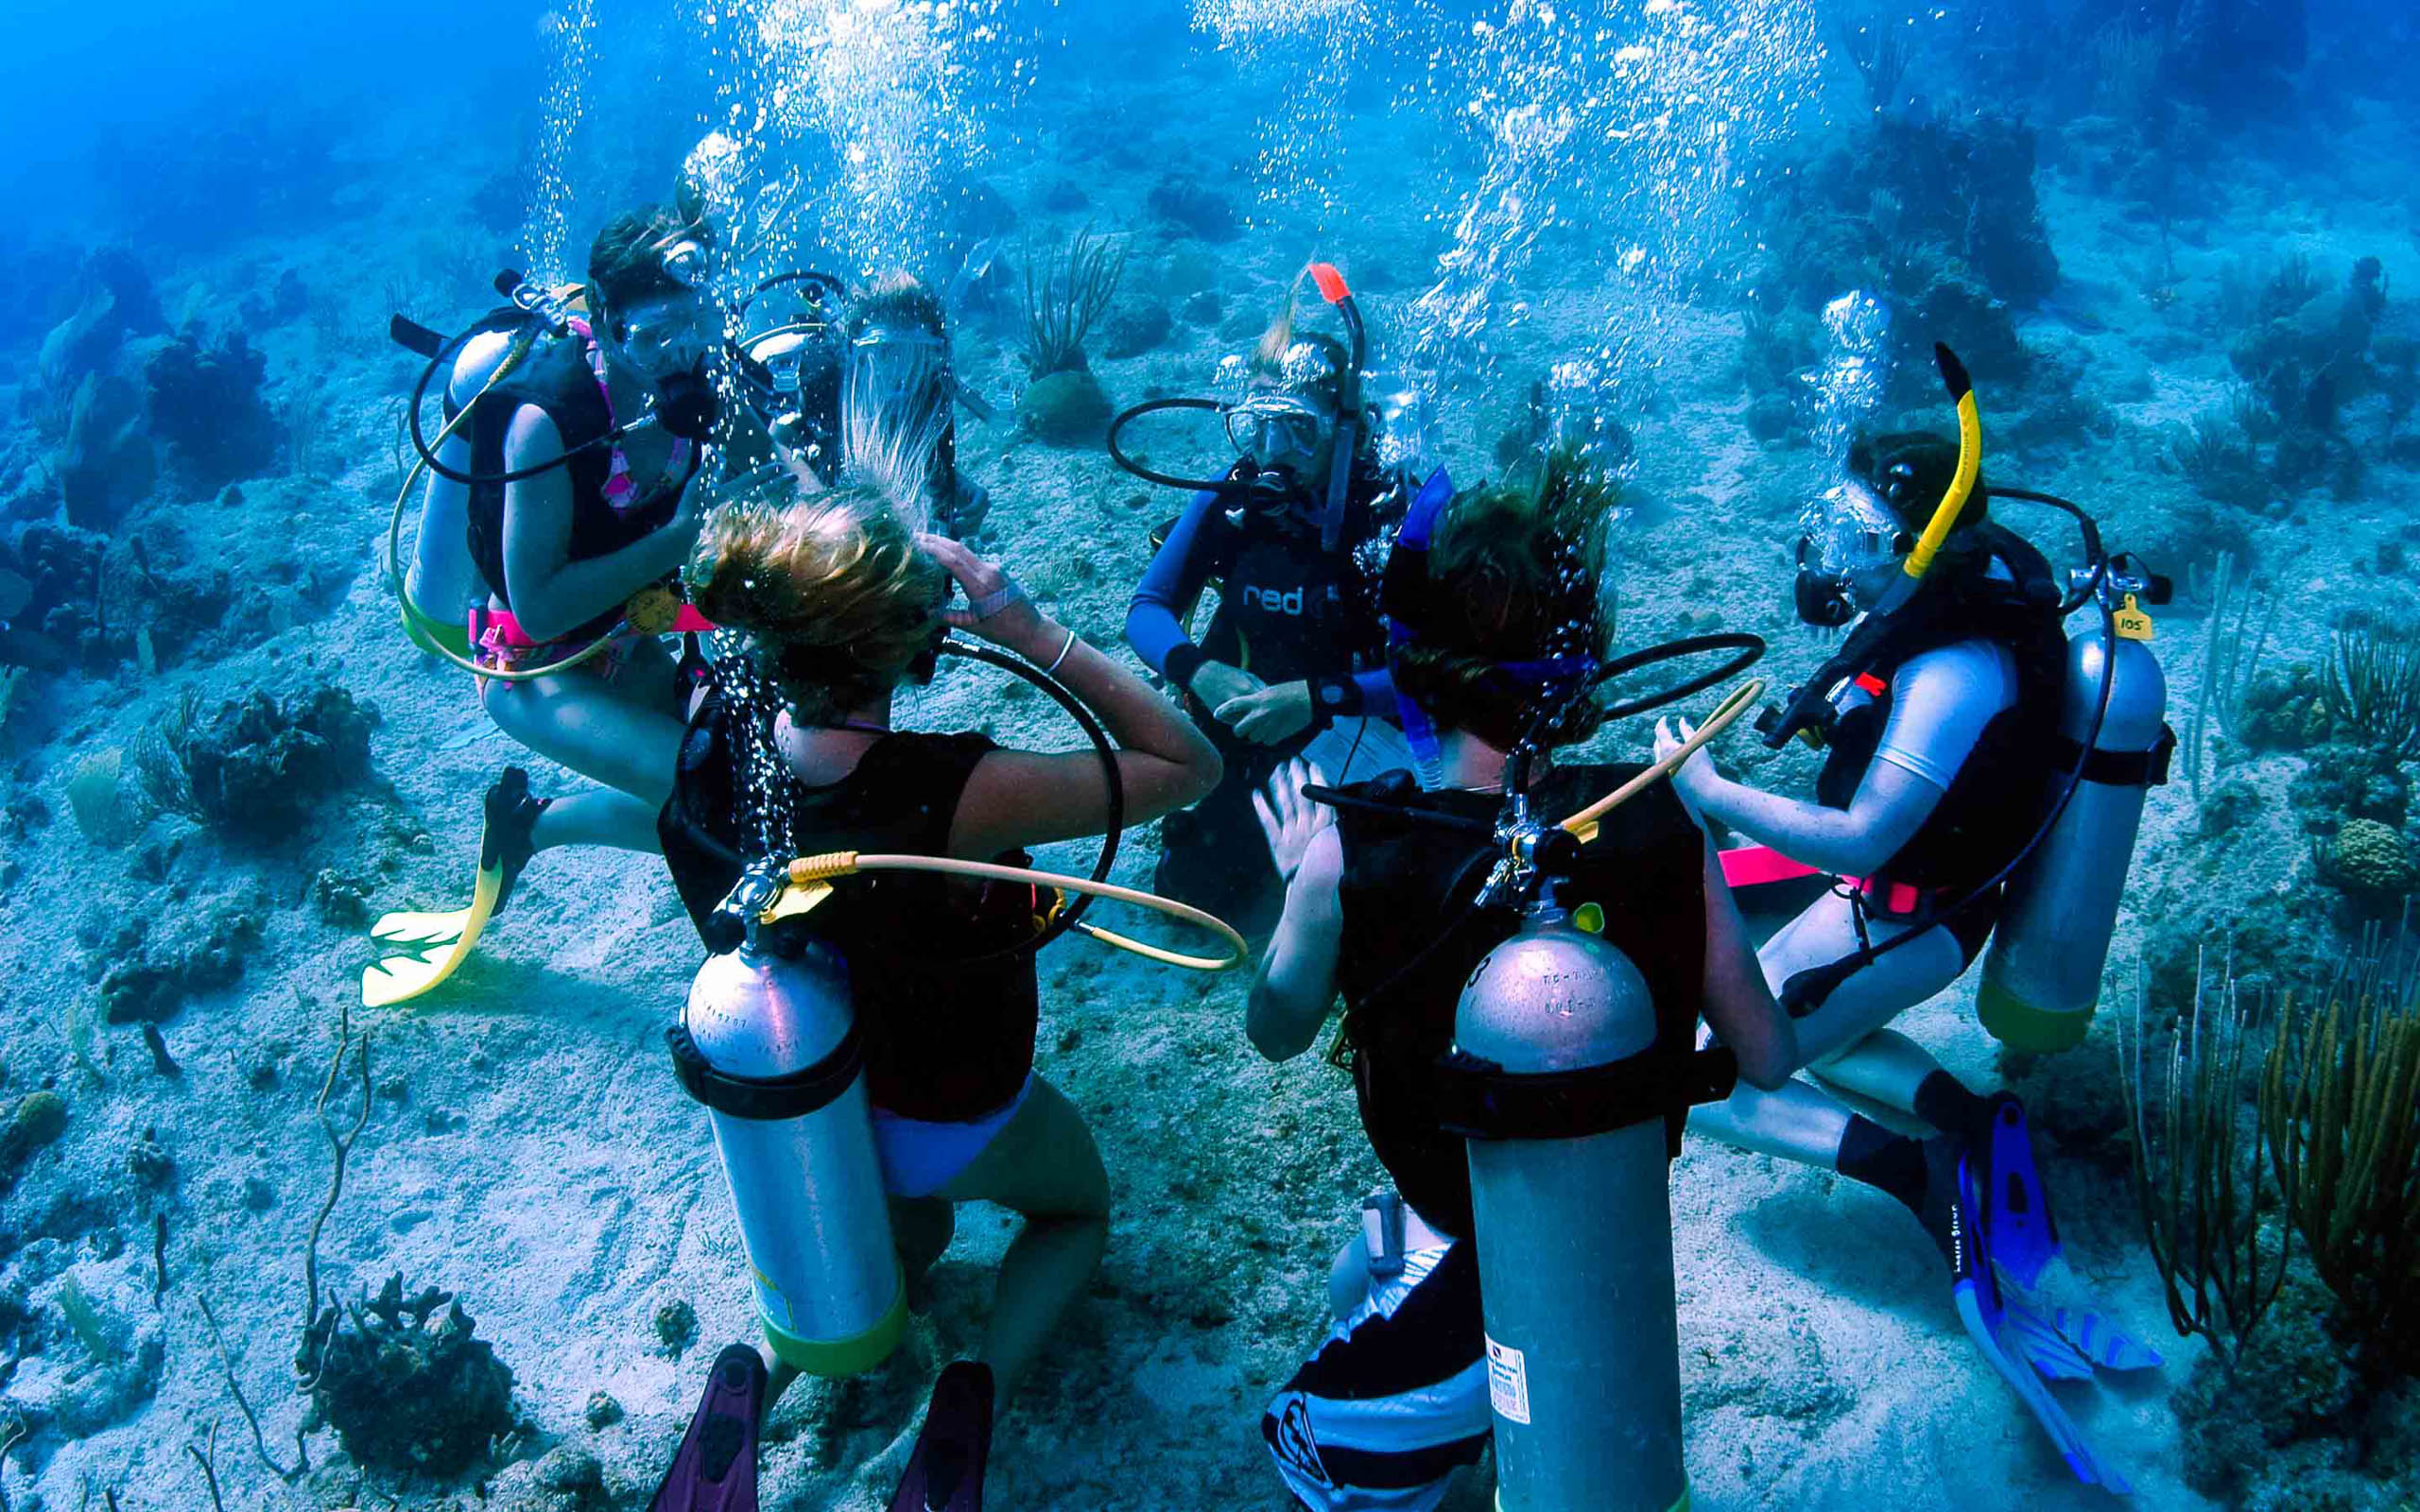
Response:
[[1486, 1335, 1531, 1424]]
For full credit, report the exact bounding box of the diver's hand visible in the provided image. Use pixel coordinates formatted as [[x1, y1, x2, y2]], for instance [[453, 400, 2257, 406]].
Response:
[[1253, 759, 1334, 884], [1188, 660, 1263, 713], [1655, 715, 1716, 815], [666, 459, 716, 543], [920, 532, 1046, 654], [1218, 679, 1315, 746]]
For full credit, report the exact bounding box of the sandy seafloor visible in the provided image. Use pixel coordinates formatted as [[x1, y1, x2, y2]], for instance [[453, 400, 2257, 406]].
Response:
[[2, 25, 2417, 1512]]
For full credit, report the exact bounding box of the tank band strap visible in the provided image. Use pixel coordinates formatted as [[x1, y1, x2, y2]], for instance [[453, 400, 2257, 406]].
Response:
[[1433, 1045, 1738, 1145], [666, 1022, 864, 1122], [2046, 723, 2176, 788]]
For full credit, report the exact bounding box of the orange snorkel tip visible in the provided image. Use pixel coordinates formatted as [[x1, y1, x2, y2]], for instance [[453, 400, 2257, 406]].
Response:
[[1309, 263, 1352, 306]]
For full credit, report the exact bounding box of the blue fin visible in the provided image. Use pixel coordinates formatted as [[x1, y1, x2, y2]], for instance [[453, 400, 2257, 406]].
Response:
[[1980, 1093, 2060, 1293]]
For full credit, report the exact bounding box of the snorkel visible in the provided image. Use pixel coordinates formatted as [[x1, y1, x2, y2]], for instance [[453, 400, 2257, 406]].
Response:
[[1306, 263, 1366, 555]]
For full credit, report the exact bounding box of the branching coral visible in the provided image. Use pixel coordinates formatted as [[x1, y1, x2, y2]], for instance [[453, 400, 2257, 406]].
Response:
[[2186, 549, 2282, 803], [2263, 971, 2420, 1375], [2325, 619, 2420, 761], [2118, 958, 2292, 1365], [1023, 225, 1127, 378]]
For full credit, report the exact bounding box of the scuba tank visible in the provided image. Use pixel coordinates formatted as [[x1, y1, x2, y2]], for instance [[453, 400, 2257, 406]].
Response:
[[1977, 573, 2173, 1053], [1451, 907, 1689, 1512], [1424, 778, 1737, 1512], [668, 864, 906, 1376], [402, 327, 515, 658]]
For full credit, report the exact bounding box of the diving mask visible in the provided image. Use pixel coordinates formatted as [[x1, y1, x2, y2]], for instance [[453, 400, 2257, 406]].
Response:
[[1793, 481, 1910, 627], [850, 324, 949, 414], [610, 292, 719, 377], [1225, 392, 1333, 476]]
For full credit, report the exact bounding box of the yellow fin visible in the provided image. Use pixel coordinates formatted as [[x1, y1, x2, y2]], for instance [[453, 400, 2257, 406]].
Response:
[[362, 864, 503, 1007]]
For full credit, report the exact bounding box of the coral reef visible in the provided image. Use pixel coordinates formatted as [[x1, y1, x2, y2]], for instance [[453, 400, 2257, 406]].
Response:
[[142, 327, 283, 491], [300, 1274, 515, 1478], [1145, 175, 1241, 243], [1019, 369, 1115, 447], [1023, 225, 1127, 377], [95, 892, 266, 1024], [134, 682, 378, 840], [0, 1091, 68, 1187], [1100, 301, 1173, 359], [2316, 818, 2415, 905], [56, 372, 154, 531]]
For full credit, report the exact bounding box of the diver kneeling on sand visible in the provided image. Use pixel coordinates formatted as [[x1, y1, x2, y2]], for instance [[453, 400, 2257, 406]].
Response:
[[1119, 264, 1435, 939], [651, 396, 1221, 1507], [1656, 350, 2173, 1489], [365, 202, 747, 1005], [1244, 449, 1796, 1512]]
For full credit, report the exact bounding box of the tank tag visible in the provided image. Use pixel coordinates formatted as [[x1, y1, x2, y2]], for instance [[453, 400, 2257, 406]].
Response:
[[2115, 593, 2155, 643], [763, 881, 835, 924]]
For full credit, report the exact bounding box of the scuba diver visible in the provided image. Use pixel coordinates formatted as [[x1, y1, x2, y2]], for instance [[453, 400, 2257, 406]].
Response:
[[1656, 359, 2173, 1490], [1120, 264, 1437, 939], [1245, 451, 1797, 1512], [364, 202, 746, 1006], [652, 394, 1221, 1506], [841, 270, 996, 540]]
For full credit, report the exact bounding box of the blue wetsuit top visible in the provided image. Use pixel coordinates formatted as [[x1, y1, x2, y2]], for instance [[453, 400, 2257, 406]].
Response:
[[1126, 481, 1423, 720]]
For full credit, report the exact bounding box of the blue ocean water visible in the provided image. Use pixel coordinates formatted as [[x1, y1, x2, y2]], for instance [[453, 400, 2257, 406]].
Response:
[[3, 2, 2418, 1509]]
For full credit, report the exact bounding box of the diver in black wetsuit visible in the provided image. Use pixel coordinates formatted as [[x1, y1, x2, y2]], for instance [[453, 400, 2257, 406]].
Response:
[[1244, 455, 1796, 1511], [1123, 279, 1441, 936]]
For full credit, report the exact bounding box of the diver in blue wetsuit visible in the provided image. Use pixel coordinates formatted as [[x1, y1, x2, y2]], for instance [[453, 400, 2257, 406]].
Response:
[[1122, 277, 1441, 937]]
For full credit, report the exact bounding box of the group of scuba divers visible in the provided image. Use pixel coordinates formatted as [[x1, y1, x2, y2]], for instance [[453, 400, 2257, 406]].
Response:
[[370, 186, 2180, 1511]]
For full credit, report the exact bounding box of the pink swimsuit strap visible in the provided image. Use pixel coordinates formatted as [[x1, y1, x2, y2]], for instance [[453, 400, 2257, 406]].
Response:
[[568, 318, 691, 509]]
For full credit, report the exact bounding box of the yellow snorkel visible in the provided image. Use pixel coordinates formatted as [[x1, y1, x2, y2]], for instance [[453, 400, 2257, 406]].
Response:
[[1898, 344, 1982, 588]]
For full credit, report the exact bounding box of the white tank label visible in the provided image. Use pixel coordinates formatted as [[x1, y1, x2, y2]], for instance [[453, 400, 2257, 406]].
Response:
[[1486, 1335, 1531, 1424]]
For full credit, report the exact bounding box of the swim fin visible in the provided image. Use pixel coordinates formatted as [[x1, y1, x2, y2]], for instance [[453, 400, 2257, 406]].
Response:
[[1953, 1149, 2132, 1493], [650, 1343, 767, 1512], [361, 768, 545, 1008], [889, 1360, 994, 1512], [1978, 1093, 2059, 1292]]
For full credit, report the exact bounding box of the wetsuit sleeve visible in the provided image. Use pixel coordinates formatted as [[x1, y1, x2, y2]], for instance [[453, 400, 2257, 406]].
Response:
[[1871, 642, 2020, 791], [1125, 490, 1226, 693]]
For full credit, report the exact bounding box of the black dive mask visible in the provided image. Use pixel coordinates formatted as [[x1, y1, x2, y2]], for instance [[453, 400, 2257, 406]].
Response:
[[652, 358, 720, 443]]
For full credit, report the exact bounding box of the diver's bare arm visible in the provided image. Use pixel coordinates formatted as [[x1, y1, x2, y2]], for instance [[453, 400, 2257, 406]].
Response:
[[1685, 758, 1943, 880], [1247, 829, 1343, 1062], [949, 617, 1223, 855], [497, 407, 698, 642]]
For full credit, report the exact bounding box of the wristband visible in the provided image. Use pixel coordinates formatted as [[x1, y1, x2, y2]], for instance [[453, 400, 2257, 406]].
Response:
[[967, 579, 1026, 621]]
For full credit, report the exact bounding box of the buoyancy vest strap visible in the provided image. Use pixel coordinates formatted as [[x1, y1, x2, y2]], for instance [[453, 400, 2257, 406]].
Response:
[[1434, 1044, 1740, 1144], [2047, 725, 2176, 788]]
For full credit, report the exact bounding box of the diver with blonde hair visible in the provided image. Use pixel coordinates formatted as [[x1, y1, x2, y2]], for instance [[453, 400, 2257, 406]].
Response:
[[657, 368, 1220, 1505]]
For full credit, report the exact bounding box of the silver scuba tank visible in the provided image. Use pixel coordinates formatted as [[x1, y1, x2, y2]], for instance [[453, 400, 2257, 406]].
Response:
[[402, 328, 515, 658], [670, 878, 906, 1376], [1977, 624, 2170, 1052], [1450, 908, 1689, 1512]]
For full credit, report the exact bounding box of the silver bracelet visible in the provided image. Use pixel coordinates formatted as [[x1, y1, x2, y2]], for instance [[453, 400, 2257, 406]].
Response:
[[1043, 626, 1079, 677]]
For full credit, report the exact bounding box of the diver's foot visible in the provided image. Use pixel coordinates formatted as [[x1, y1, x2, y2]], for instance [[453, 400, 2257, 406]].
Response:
[[1915, 1132, 1979, 1277], [480, 766, 551, 916], [888, 1361, 994, 1512]]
